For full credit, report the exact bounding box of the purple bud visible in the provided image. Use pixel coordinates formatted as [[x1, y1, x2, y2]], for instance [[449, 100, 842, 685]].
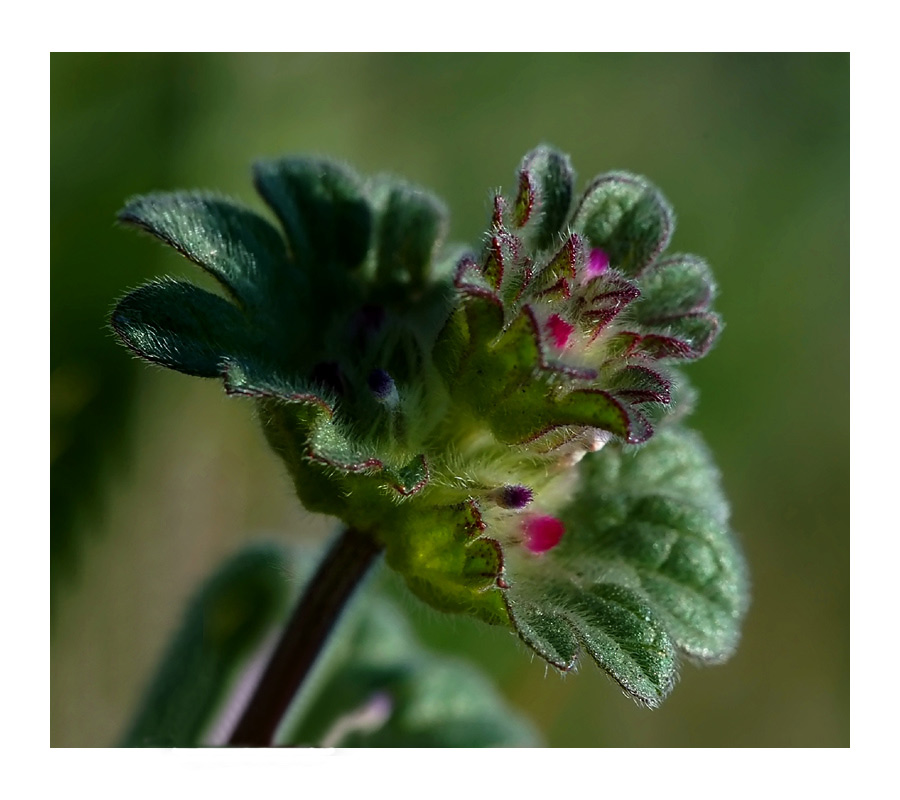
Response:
[[367, 368, 398, 404], [493, 484, 534, 510], [586, 248, 610, 279]]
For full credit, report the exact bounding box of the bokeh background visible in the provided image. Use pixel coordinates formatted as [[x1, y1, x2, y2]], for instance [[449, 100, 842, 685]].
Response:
[[51, 53, 848, 747]]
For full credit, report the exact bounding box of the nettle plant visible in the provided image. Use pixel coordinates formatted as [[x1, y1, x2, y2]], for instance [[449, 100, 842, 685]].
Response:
[[111, 146, 748, 747]]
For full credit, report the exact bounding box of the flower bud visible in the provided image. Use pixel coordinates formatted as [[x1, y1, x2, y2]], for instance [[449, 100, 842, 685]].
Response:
[[367, 368, 399, 406], [491, 484, 534, 510], [522, 514, 565, 554], [585, 247, 610, 279]]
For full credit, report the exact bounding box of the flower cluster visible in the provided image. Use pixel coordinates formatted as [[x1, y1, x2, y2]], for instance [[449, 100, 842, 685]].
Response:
[[112, 147, 745, 703]]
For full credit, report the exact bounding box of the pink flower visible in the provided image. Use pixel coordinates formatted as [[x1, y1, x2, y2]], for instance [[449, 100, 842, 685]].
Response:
[[546, 314, 574, 349], [585, 247, 610, 279], [522, 514, 565, 553]]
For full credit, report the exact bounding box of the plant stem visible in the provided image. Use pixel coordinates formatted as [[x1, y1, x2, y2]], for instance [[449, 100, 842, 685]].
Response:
[[228, 527, 382, 746]]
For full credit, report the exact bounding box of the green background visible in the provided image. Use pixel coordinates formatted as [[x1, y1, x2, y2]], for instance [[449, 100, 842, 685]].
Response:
[[51, 53, 848, 747]]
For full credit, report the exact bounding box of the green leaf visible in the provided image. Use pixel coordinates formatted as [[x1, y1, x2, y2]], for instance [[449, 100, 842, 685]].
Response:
[[284, 593, 539, 747], [383, 501, 508, 627], [632, 254, 716, 323], [110, 278, 252, 377], [222, 358, 335, 411], [375, 182, 448, 288], [117, 193, 289, 311], [384, 454, 430, 497], [572, 172, 674, 276], [654, 313, 721, 360], [506, 577, 676, 706], [519, 145, 575, 251], [253, 157, 372, 272], [503, 427, 748, 705], [121, 544, 295, 747]]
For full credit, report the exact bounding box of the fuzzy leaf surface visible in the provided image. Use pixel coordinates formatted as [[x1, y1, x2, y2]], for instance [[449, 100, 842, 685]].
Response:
[[504, 427, 748, 705], [111, 279, 252, 377], [383, 501, 508, 627], [252, 157, 372, 273], [117, 193, 289, 310], [572, 172, 674, 275], [375, 182, 448, 287], [519, 145, 575, 250]]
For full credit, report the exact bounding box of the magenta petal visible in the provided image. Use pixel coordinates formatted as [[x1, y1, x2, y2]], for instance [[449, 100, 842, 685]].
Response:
[[587, 248, 610, 278], [523, 514, 565, 553], [546, 314, 574, 349]]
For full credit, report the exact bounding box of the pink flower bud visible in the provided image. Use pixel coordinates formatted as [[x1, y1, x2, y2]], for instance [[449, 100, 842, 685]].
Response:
[[546, 314, 574, 349], [586, 247, 610, 279], [522, 514, 565, 553]]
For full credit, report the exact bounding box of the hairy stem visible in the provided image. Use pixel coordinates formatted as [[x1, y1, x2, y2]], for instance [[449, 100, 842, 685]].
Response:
[[228, 527, 383, 746]]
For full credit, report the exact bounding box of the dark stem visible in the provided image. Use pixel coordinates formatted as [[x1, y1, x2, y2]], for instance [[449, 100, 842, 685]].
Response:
[[228, 527, 382, 746]]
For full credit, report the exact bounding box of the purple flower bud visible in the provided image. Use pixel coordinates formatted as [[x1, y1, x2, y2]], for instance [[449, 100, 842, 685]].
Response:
[[367, 368, 398, 405], [493, 484, 534, 510], [586, 247, 610, 279]]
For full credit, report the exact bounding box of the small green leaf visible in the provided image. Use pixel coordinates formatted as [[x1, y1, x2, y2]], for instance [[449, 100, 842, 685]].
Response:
[[110, 279, 252, 377], [529, 234, 582, 297], [504, 597, 578, 670], [118, 193, 289, 311], [257, 402, 352, 518], [572, 172, 674, 276], [375, 182, 448, 288], [253, 157, 372, 272], [222, 361, 334, 419], [520, 145, 575, 251], [384, 454, 430, 497], [505, 577, 676, 706], [503, 427, 748, 704], [632, 254, 716, 323], [383, 501, 508, 626], [655, 313, 721, 359], [432, 304, 469, 379], [121, 544, 295, 747], [284, 594, 539, 747]]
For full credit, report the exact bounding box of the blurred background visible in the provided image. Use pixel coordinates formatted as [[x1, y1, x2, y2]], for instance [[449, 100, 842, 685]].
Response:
[[51, 53, 848, 747]]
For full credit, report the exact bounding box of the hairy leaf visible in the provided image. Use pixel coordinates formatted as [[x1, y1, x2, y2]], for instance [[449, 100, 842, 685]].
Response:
[[632, 254, 716, 323], [383, 501, 508, 626], [504, 427, 748, 704], [519, 145, 576, 251], [375, 182, 448, 287], [572, 172, 674, 276], [118, 193, 289, 311], [253, 157, 372, 272], [110, 279, 252, 377]]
